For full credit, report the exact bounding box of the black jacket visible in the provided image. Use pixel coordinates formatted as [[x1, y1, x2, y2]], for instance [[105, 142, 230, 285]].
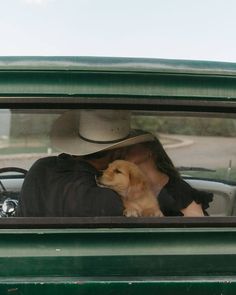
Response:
[[17, 154, 123, 217], [158, 177, 213, 216]]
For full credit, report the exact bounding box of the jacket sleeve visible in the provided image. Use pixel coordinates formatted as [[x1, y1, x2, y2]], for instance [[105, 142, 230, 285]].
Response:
[[63, 177, 124, 217], [16, 160, 45, 217], [17, 156, 124, 217]]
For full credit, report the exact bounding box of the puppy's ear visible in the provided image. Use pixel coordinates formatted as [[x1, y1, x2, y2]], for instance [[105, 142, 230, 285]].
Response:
[[128, 168, 146, 195]]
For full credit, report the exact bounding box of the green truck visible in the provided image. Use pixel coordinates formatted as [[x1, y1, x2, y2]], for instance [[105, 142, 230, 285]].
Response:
[[0, 57, 236, 294]]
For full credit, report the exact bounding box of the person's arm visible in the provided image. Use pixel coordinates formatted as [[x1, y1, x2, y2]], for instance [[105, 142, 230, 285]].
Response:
[[16, 160, 45, 217], [181, 200, 204, 217], [63, 176, 124, 217], [87, 185, 124, 216]]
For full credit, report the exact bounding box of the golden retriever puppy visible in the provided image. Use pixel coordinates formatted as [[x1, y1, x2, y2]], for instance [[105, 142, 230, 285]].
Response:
[[98, 160, 162, 217]]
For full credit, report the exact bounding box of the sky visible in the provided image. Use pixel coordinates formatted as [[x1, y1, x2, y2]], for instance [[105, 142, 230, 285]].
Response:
[[0, 0, 236, 62]]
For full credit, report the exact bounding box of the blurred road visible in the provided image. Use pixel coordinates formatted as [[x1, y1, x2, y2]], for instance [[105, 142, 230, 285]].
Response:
[[165, 135, 236, 169]]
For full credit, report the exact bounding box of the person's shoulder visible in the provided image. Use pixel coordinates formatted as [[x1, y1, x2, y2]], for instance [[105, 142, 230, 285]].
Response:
[[28, 155, 59, 174], [32, 155, 58, 167]]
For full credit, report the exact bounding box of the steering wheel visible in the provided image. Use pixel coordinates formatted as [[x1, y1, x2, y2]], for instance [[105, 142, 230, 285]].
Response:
[[0, 167, 28, 175], [0, 167, 28, 217], [0, 166, 27, 193]]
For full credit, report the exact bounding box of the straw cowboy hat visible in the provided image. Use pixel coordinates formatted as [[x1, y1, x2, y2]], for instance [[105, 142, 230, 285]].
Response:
[[51, 110, 155, 156]]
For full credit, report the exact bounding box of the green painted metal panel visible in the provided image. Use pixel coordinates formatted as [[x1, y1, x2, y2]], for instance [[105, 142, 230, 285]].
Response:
[[0, 57, 236, 101], [0, 56, 236, 76], [0, 228, 236, 277], [1, 227, 236, 293], [1, 278, 236, 295]]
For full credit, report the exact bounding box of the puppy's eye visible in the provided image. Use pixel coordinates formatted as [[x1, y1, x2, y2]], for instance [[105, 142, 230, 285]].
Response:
[[114, 168, 122, 174]]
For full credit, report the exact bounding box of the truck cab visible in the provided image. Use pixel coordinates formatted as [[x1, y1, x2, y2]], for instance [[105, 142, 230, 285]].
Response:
[[0, 57, 236, 294]]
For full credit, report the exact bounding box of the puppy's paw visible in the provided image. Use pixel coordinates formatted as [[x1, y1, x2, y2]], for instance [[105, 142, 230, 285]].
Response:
[[142, 208, 163, 217], [123, 208, 140, 217]]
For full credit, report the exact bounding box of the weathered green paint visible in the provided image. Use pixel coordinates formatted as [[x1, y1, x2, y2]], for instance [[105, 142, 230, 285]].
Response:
[[0, 228, 236, 293], [1, 228, 236, 277], [1, 278, 236, 295], [0, 57, 236, 102]]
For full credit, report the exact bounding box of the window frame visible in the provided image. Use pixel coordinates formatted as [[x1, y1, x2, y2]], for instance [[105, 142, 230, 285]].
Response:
[[0, 102, 236, 228], [1, 57, 236, 228]]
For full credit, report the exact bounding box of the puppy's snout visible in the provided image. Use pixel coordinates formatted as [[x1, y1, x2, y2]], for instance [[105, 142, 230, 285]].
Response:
[[95, 171, 107, 188], [97, 170, 103, 178]]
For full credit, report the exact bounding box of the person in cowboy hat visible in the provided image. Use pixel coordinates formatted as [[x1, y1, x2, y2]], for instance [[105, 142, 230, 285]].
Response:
[[17, 110, 155, 217]]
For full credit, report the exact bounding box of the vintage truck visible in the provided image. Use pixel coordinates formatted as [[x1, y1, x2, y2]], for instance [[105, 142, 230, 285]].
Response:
[[0, 56, 236, 294]]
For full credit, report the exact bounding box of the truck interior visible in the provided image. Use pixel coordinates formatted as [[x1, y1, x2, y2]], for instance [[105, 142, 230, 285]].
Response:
[[0, 108, 235, 219]]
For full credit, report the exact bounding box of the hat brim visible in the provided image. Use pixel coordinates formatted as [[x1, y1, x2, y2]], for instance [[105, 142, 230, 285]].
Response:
[[50, 111, 156, 156]]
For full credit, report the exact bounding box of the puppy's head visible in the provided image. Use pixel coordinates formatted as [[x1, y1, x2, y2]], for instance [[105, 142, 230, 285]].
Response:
[[98, 160, 147, 199]]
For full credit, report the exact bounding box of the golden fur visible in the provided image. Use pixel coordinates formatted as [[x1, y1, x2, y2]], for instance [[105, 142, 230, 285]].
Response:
[[98, 160, 163, 217]]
